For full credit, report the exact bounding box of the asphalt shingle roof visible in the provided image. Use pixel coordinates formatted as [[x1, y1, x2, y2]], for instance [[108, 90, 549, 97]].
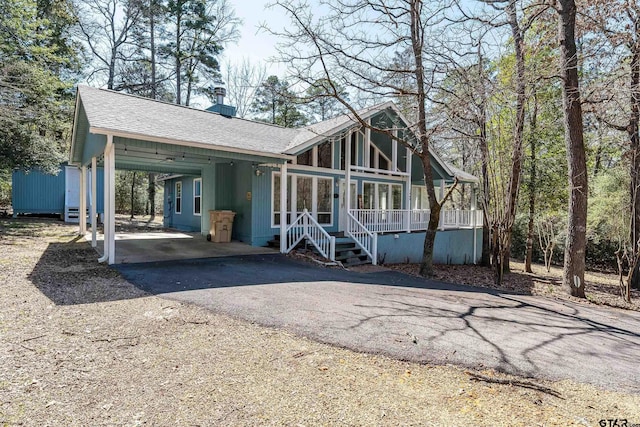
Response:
[[78, 85, 300, 156]]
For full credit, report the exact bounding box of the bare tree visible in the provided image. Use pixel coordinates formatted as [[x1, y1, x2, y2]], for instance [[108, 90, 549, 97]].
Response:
[[222, 58, 267, 118], [537, 217, 555, 272], [75, 0, 142, 89]]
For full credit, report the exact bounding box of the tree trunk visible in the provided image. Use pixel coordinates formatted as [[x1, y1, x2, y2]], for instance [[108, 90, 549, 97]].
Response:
[[503, 0, 527, 274], [630, 29, 640, 289], [148, 172, 156, 219], [175, 4, 182, 105], [130, 171, 137, 220], [409, 0, 440, 278], [150, 0, 157, 100], [558, 0, 588, 298], [525, 93, 538, 273], [479, 108, 491, 267], [477, 41, 491, 267]]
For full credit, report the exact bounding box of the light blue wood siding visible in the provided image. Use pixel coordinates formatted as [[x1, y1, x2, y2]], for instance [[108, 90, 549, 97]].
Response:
[[376, 229, 482, 264], [12, 166, 104, 215], [215, 161, 253, 242], [163, 176, 202, 232]]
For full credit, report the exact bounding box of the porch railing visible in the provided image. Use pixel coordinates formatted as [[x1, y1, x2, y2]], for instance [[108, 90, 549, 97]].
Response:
[[346, 211, 378, 265], [285, 209, 336, 261], [350, 209, 483, 233]]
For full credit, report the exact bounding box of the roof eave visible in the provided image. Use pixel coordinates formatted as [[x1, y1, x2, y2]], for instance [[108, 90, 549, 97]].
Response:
[[68, 90, 82, 166], [88, 126, 294, 162]]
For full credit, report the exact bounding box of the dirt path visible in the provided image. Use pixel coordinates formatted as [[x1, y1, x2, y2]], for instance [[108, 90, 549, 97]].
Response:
[[1, 219, 639, 426]]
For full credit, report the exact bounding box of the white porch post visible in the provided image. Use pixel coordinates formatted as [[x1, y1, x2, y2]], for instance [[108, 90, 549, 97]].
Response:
[[79, 165, 87, 235], [98, 135, 115, 264], [345, 129, 352, 220], [405, 147, 412, 233], [279, 162, 288, 253], [364, 120, 371, 168], [392, 129, 398, 172], [91, 156, 97, 247]]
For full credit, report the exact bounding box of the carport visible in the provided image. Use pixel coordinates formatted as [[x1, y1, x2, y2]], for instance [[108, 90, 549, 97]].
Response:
[[89, 231, 275, 264], [70, 85, 295, 264]]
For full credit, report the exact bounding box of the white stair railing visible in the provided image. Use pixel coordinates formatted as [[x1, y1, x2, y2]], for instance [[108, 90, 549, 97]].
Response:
[[346, 211, 378, 265], [285, 209, 336, 261]]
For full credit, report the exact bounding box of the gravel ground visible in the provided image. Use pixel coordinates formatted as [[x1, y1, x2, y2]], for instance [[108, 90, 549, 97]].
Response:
[[1, 218, 639, 426]]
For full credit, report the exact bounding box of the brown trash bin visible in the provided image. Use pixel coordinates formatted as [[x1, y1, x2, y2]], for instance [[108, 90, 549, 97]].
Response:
[[208, 210, 236, 243]]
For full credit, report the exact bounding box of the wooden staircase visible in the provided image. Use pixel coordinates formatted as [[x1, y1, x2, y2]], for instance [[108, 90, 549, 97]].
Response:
[[267, 232, 372, 267]]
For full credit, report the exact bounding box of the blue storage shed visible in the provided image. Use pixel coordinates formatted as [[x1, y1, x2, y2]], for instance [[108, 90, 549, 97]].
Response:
[[12, 164, 104, 221]]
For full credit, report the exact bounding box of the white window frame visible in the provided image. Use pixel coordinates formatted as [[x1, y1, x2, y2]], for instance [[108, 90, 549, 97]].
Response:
[[193, 178, 202, 216], [175, 181, 182, 214], [271, 172, 334, 228], [362, 181, 403, 210], [293, 140, 335, 170]]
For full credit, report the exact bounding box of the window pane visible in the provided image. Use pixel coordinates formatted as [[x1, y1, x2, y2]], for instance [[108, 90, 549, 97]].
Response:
[[369, 148, 375, 169], [363, 183, 374, 209], [317, 141, 332, 168], [296, 176, 312, 212], [379, 155, 389, 171], [340, 137, 346, 170], [194, 180, 201, 196], [350, 132, 357, 166], [317, 178, 332, 213], [194, 197, 201, 214], [392, 184, 402, 209], [273, 174, 292, 225], [297, 150, 312, 166], [176, 198, 181, 213], [378, 184, 388, 210]]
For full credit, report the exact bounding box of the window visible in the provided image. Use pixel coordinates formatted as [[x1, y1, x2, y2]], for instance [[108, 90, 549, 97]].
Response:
[[296, 141, 333, 169], [272, 172, 333, 226], [193, 178, 202, 216], [412, 185, 429, 209], [175, 181, 182, 214], [296, 150, 312, 166], [317, 140, 332, 168], [363, 182, 403, 210]]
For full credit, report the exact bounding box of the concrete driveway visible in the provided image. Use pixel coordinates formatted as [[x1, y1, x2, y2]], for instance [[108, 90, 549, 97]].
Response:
[[116, 254, 640, 393]]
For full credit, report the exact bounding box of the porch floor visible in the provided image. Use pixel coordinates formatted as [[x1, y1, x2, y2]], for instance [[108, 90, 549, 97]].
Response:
[[87, 231, 276, 264]]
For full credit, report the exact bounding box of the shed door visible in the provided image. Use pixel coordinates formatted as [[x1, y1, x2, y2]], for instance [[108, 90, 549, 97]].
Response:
[[65, 166, 80, 207]]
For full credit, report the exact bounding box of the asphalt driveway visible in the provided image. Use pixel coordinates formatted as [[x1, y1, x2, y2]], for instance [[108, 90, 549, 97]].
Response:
[[116, 253, 640, 393]]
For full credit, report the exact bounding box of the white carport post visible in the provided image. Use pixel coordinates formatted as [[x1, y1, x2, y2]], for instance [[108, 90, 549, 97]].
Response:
[[91, 156, 97, 247], [79, 165, 87, 235], [279, 162, 288, 253], [98, 135, 115, 264]]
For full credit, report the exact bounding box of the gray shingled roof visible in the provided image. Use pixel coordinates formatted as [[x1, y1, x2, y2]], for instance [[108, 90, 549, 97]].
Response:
[[78, 85, 299, 156], [75, 86, 478, 182]]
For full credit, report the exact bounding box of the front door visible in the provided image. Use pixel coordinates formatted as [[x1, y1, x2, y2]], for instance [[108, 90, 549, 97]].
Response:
[[338, 179, 358, 232]]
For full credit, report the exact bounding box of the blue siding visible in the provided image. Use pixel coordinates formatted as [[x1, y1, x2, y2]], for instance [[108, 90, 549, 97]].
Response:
[[12, 166, 104, 215], [251, 166, 276, 246], [215, 162, 253, 242], [163, 176, 202, 232], [376, 229, 483, 265]]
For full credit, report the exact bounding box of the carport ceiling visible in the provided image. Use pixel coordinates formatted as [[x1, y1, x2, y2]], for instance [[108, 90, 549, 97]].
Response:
[[94, 135, 284, 174]]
